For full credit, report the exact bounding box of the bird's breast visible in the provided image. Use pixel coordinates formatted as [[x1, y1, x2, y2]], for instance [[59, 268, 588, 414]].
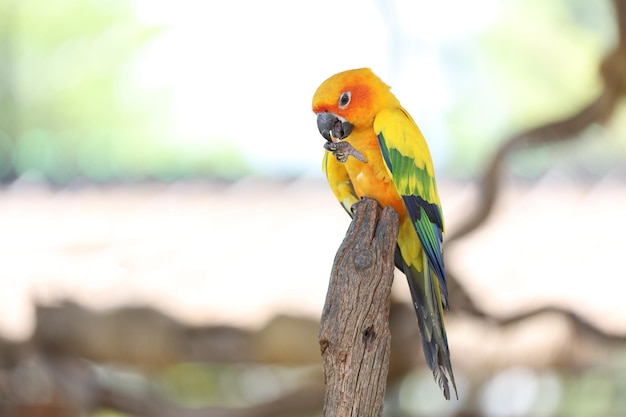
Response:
[[343, 140, 407, 219]]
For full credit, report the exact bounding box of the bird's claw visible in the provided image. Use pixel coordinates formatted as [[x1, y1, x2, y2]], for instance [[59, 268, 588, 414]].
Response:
[[349, 198, 364, 214], [323, 141, 367, 163]]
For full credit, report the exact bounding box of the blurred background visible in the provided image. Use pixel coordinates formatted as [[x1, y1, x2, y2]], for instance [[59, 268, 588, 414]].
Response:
[[1, 0, 626, 416]]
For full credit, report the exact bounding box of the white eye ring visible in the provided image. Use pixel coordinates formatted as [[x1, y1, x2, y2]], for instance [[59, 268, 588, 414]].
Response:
[[338, 91, 351, 109]]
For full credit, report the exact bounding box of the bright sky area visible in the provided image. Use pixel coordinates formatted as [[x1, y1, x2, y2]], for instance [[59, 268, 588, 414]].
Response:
[[129, 0, 499, 175]]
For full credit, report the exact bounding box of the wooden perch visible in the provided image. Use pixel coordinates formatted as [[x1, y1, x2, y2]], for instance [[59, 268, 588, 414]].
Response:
[[319, 198, 399, 417]]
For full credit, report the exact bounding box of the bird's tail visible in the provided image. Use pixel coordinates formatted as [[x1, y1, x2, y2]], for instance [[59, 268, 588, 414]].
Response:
[[395, 247, 457, 400]]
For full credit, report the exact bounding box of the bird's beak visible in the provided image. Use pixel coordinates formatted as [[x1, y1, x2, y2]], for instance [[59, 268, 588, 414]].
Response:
[[316, 112, 354, 143]]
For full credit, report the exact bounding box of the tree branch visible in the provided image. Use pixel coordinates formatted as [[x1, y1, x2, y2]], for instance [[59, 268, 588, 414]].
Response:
[[319, 198, 399, 417]]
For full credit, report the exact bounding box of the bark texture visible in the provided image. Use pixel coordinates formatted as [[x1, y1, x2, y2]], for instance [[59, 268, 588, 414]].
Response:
[[319, 198, 399, 417]]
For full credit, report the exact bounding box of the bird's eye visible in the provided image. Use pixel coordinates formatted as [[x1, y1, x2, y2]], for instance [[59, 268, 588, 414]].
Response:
[[338, 92, 351, 109]]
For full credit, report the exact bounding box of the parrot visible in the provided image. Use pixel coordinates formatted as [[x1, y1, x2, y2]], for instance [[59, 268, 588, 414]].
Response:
[[312, 68, 457, 400]]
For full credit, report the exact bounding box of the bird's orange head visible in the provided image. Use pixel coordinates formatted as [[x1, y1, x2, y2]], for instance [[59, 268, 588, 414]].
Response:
[[312, 68, 400, 143]]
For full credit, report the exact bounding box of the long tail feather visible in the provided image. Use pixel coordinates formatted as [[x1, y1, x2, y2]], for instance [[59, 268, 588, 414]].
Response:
[[396, 247, 457, 400]]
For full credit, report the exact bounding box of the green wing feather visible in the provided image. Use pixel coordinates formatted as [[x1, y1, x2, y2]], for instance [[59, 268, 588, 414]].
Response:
[[374, 107, 457, 400]]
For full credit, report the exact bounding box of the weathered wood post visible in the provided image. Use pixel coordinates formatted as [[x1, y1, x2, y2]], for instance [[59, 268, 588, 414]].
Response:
[[318, 198, 399, 417]]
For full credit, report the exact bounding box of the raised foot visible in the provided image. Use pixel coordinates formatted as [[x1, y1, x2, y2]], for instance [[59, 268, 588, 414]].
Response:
[[324, 141, 367, 163]]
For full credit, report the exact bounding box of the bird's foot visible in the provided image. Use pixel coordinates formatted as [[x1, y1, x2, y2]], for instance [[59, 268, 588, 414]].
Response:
[[349, 197, 365, 214], [324, 141, 367, 163]]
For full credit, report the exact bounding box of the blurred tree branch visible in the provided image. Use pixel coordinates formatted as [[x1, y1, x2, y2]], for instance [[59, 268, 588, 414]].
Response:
[[444, 0, 626, 330], [0, 300, 423, 417]]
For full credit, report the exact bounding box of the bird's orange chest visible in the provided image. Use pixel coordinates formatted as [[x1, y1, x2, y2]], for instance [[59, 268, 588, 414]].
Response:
[[342, 135, 407, 218]]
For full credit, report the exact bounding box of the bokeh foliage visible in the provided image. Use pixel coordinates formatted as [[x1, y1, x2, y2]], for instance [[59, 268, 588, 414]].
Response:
[[0, 0, 623, 183], [0, 0, 250, 183], [445, 0, 621, 177]]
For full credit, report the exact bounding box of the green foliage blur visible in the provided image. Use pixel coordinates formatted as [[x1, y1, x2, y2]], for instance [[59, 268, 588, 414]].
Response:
[[0, 0, 623, 183], [0, 0, 250, 184], [444, 0, 623, 177]]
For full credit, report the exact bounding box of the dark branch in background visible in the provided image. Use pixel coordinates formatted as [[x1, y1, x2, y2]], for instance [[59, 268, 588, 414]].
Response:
[[444, 0, 626, 333], [0, 299, 424, 417]]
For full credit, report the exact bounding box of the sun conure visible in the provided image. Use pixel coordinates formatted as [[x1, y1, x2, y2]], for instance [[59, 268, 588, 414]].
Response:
[[312, 68, 457, 400]]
